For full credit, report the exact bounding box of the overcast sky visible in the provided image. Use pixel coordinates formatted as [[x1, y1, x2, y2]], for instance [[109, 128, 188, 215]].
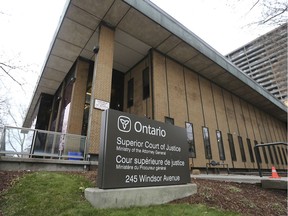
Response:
[[0, 0, 276, 126], [151, 0, 276, 54], [0, 0, 67, 125]]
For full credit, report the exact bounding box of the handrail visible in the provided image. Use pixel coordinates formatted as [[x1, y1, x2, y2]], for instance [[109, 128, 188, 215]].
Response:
[[0, 125, 87, 161], [254, 142, 288, 177]]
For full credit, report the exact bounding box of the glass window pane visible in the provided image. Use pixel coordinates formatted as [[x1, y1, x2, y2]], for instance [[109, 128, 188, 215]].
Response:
[[142, 67, 150, 99], [216, 130, 225, 160], [228, 133, 236, 161], [277, 146, 284, 165], [261, 142, 269, 164], [247, 138, 255, 163], [238, 136, 246, 162], [127, 78, 134, 107], [272, 145, 279, 164], [186, 122, 196, 158], [203, 127, 212, 159], [254, 140, 262, 164], [267, 145, 274, 164], [165, 117, 174, 125], [281, 148, 287, 165], [58, 80, 73, 133]]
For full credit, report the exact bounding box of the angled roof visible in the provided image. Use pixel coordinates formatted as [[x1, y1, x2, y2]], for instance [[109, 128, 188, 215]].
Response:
[[23, 0, 287, 127]]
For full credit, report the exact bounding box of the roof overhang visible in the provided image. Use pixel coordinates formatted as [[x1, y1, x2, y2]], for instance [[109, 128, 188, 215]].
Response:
[[23, 0, 287, 127]]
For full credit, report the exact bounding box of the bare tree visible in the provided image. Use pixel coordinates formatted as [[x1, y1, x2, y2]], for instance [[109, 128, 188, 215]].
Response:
[[229, 0, 288, 27], [0, 52, 32, 90], [0, 102, 31, 158], [0, 95, 10, 128], [0, 55, 27, 128], [249, 0, 288, 26], [0, 11, 35, 127]]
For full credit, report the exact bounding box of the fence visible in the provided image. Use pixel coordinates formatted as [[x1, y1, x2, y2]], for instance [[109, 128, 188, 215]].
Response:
[[0, 126, 87, 160]]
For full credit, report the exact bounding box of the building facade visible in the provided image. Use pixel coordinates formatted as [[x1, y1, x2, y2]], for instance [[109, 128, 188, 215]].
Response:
[[226, 24, 287, 105], [23, 0, 287, 171]]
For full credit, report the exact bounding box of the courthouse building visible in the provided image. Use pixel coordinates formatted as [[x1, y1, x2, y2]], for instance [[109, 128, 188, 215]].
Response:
[[23, 0, 287, 171]]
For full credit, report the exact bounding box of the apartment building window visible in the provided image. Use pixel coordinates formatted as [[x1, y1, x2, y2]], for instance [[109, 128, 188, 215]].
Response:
[[228, 133, 237, 161], [254, 140, 262, 163], [165, 116, 174, 125], [247, 138, 255, 162], [216, 130, 225, 160], [127, 78, 134, 107], [142, 67, 150, 99], [186, 122, 196, 158], [203, 127, 212, 159], [238, 136, 246, 162]]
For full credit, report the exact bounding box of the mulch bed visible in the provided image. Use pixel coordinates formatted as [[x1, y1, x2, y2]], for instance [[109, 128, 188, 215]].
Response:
[[172, 178, 287, 216], [0, 171, 287, 216]]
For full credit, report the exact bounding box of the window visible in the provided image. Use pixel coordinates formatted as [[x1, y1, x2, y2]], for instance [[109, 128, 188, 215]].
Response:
[[110, 70, 124, 111], [228, 133, 237, 161], [58, 68, 75, 134], [50, 86, 62, 131], [238, 136, 246, 162], [82, 62, 94, 136], [142, 67, 150, 99], [186, 122, 196, 158], [267, 146, 274, 164], [277, 146, 284, 165], [165, 117, 174, 125], [216, 130, 225, 160], [272, 145, 279, 164], [261, 142, 268, 164], [254, 140, 262, 163], [127, 78, 134, 107], [281, 148, 287, 165], [246, 138, 255, 163], [203, 127, 212, 159]]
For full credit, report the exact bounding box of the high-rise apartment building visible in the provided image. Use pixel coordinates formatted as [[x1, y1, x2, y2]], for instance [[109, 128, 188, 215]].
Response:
[[226, 24, 287, 105]]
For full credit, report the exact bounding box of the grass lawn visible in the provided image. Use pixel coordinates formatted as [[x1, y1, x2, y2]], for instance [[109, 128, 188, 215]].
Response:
[[0, 172, 239, 216]]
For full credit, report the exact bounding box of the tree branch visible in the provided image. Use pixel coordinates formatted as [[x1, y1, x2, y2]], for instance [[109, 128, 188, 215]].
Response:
[[262, 5, 288, 24], [0, 64, 23, 86], [249, 0, 261, 12]]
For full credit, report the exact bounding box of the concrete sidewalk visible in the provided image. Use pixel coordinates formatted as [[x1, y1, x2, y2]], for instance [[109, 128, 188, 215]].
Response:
[[191, 174, 288, 189], [191, 174, 269, 184]]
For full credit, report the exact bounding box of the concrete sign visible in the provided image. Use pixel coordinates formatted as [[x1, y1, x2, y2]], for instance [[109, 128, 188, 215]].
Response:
[[98, 109, 190, 189]]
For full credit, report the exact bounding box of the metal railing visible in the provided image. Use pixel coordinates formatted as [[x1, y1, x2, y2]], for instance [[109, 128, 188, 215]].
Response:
[[0, 126, 87, 161], [254, 142, 288, 177]]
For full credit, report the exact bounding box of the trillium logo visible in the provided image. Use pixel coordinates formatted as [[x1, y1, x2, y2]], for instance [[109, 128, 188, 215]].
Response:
[[118, 116, 131, 132]]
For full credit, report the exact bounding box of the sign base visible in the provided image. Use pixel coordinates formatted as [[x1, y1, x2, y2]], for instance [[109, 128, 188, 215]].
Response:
[[85, 183, 197, 209]]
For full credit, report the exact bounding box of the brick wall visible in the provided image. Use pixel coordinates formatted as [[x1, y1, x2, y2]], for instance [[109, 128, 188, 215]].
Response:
[[88, 25, 114, 154], [151, 50, 287, 170]]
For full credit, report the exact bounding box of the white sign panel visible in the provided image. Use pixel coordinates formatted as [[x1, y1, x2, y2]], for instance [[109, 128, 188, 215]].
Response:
[[94, 99, 110, 110]]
